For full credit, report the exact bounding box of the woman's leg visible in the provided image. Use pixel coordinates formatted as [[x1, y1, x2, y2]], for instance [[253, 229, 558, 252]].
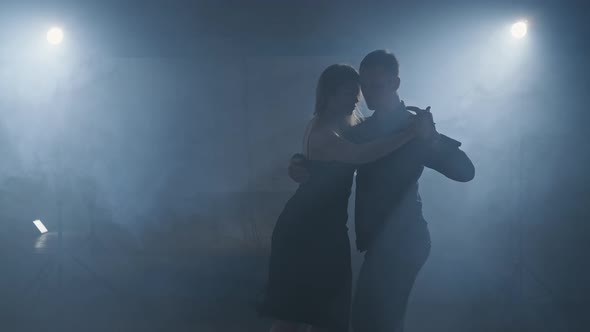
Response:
[[270, 320, 302, 332]]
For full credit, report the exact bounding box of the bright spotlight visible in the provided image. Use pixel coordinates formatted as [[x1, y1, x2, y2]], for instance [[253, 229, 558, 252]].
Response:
[[511, 21, 527, 39], [33, 219, 49, 234], [47, 27, 64, 45]]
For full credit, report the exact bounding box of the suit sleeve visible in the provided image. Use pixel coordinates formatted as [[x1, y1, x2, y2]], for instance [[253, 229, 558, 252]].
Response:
[[424, 134, 475, 182]]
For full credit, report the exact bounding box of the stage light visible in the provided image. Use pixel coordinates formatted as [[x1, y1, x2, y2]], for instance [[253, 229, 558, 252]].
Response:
[[511, 21, 527, 39], [47, 27, 64, 45], [33, 219, 48, 234]]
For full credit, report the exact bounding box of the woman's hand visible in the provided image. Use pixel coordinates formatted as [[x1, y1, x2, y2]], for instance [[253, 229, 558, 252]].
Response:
[[288, 153, 310, 183], [407, 106, 437, 141]]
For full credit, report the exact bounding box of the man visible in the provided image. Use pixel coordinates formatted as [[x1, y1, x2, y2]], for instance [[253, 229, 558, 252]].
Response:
[[289, 50, 475, 332]]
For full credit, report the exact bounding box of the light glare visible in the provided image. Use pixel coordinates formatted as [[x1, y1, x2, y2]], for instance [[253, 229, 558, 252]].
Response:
[[47, 27, 64, 45], [511, 21, 527, 39], [33, 219, 48, 234]]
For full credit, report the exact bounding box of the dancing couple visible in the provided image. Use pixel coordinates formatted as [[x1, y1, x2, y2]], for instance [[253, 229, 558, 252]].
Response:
[[258, 50, 475, 332]]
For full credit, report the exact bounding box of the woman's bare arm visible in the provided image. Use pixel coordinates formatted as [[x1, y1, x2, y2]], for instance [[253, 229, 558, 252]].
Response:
[[307, 120, 419, 164]]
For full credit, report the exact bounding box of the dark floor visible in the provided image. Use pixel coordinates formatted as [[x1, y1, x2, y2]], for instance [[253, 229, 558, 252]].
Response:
[[1, 232, 589, 332], [0, 233, 270, 332]]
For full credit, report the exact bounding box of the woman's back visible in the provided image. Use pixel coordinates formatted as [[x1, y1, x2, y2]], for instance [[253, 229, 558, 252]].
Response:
[[276, 117, 356, 232], [261, 122, 356, 331]]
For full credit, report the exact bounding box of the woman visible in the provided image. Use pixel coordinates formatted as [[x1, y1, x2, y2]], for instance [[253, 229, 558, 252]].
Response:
[[258, 64, 429, 332]]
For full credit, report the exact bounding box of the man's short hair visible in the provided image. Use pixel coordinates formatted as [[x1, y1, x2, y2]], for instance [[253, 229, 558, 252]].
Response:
[[360, 49, 399, 77]]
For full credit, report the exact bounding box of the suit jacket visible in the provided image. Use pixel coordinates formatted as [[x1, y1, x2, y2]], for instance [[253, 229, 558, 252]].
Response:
[[345, 107, 474, 252]]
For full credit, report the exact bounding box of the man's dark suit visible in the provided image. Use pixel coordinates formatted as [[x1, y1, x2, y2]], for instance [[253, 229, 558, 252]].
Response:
[[344, 104, 474, 332]]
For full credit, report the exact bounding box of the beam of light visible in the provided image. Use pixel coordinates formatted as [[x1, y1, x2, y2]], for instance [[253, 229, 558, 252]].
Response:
[[33, 219, 48, 234], [511, 21, 527, 39], [47, 27, 64, 45]]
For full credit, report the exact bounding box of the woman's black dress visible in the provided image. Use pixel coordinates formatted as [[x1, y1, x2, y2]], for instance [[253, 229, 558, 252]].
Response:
[[258, 160, 355, 331]]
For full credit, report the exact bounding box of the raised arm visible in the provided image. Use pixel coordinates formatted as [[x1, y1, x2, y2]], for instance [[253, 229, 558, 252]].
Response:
[[406, 105, 475, 182], [308, 118, 421, 164], [424, 134, 475, 182]]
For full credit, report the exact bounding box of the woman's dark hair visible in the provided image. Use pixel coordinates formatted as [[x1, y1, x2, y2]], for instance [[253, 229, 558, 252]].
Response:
[[314, 64, 360, 116]]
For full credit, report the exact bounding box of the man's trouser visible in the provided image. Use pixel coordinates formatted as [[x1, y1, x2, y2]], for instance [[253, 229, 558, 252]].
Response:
[[351, 218, 431, 332]]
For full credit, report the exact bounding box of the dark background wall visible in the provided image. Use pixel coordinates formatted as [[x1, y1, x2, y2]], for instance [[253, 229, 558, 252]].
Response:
[[0, 1, 588, 331]]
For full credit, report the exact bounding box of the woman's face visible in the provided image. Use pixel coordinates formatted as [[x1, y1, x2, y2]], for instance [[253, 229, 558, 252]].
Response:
[[326, 81, 360, 116]]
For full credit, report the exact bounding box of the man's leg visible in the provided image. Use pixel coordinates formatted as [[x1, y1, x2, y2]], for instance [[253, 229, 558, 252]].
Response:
[[351, 223, 430, 332]]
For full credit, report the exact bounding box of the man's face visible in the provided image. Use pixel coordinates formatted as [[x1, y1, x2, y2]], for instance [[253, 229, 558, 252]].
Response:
[[359, 65, 399, 111]]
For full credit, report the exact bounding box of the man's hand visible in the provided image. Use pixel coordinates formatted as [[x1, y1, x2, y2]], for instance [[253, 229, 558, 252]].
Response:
[[407, 105, 439, 142], [288, 153, 311, 184], [408, 106, 474, 181]]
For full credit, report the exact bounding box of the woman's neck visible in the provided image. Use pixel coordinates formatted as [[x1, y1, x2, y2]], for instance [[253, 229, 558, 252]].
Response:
[[316, 112, 353, 132]]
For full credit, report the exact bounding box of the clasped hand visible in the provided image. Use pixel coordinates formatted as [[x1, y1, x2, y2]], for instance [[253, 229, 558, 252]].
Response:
[[407, 105, 439, 142]]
